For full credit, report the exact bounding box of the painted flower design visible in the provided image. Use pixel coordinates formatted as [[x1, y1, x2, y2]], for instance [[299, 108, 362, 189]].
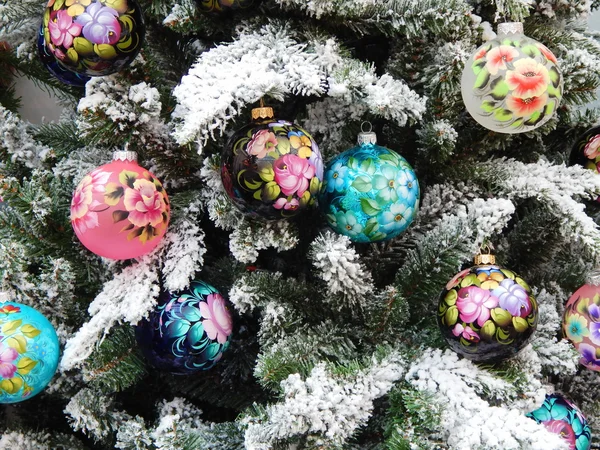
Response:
[[273, 154, 315, 197], [584, 134, 600, 160], [505, 58, 551, 99], [335, 210, 363, 238], [544, 420, 576, 449], [588, 302, 600, 321], [71, 169, 111, 235], [0, 342, 18, 379], [0, 305, 20, 314], [492, 278, 531, 317], [308, 144, 324, 180], [485, 45, 519, 75], [452, 323, 480, 342], [199, 293, 232, 345], [273, 197, 299, 211], [538, 44, 558, 64], [564, 313, 590, 343], [588, 321, 600, 345], [456, 286, 499, 327], [325, 160, 349, 193], [446, 268, 471, 290], [378, 202, 413, 234], [75, 2, 120, 45], [474, 47, 487, 60], [246, 129, 278, 160], [506, 93, 548, 117], [123, 179, 167, 227], [288, 131, 313, 159], [373, 165, 404, 203], [65, 0, 91, 16], [579, 343, 600, 370], [395, 169, 418, 206], [48, 10, 82, 48]]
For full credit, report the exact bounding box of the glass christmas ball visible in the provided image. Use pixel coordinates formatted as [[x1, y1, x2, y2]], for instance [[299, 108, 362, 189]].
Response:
[[37, 25, 90, 87], [563, 283, 600, 371], [318, 131, 419, 243], [70, 151, 170, 260], [41, 0, 145, 77], [135, 280, 234, 374], [437, 263, 538, 363], [221, 109, 323, 220], [570, 126, 600, 202], [197, 0, 254, 12], [461, 22, 562, 134], [526, 394, 591, 450], [0, 302, 60, 404]]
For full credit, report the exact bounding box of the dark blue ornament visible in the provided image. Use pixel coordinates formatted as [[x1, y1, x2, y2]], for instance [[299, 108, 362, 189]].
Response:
[[135, 281, 233, 374], [37, 25, 90, 87]]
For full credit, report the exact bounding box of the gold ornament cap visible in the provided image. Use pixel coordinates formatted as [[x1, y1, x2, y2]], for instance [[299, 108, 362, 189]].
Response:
[[112, 150, 138, 162], [474, 253, 496, 265], [497, 22, 524, 35], [251, 106, 274, 120]]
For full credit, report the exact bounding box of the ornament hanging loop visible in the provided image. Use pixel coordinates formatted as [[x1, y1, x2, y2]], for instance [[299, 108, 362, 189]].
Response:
[[358, 121, 377, 146], [474, 244, 496, 265]]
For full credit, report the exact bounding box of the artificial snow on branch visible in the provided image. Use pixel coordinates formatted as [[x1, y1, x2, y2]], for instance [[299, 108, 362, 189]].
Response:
[[0, 105, 50, 168]]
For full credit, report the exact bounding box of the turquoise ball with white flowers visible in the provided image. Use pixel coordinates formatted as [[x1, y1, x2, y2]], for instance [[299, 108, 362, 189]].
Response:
[[319, 132, 419, 243], [0, 301, 59, 403]]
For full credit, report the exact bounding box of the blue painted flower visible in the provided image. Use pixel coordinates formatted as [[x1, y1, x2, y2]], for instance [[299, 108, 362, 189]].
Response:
[[373, 165, 404, 203], [396, 169, 419, 206], [580, 342, 600, 370], [335, 210, 363, 238], [378, 202, 413, 234], [325, 160, 349, 193], [564, 313, 590, 343]]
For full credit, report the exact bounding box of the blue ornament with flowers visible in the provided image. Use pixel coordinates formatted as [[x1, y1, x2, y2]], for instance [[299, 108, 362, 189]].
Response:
[[318, 129, 419, 243], [526, 394, 591, 450]]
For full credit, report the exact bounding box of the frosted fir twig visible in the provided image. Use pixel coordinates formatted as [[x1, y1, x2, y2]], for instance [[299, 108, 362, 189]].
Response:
[[229, 221, 299, 264], [61, 256, 161, 370], [199, 155, 242, 231], [0, 431, 86, 450], [243, 351, 406, 448], [493, 0, 532, 22], [309, 231, 374, 305], [0, 105, 50, 168], [406, 349, 568, 450]]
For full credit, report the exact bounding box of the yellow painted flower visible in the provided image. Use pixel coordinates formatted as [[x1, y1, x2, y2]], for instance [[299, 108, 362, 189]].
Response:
[[65, 0, 91, 16]]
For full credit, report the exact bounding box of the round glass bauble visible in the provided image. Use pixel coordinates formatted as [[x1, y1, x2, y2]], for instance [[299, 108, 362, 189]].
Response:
[[70, 157, 170, 260], [318, 143, 419, 243], [0, 302, 59, 404], [563, 283, 600, 371], [570, 126, 600, 202], [135, 281, 234, 374], [41, 0, 145, 77], [526, 394, 591, 450], [437, 264, 538, 363], [221, 119, 323, 220], [37, 25, 90, 87], [461, 24, 562, 133], [197, 0, 254, 12]]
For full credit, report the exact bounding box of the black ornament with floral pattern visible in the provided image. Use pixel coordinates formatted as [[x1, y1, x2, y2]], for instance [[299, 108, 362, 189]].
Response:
[[197, 0, 255, 12]]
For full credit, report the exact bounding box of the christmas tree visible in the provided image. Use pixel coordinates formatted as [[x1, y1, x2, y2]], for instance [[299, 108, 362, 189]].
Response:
[[2, 0, 600, 448]]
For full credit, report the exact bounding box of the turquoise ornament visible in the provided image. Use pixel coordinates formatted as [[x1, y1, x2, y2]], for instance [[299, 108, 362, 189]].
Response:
[[526, 394, 591, 450], [318, 128, 419, 243], [0, 302, 60, 403]]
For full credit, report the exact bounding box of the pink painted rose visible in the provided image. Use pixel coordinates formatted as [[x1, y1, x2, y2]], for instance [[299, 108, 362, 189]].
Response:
[[71, 169, 111, 235], [456, 286, 499, 327], [199, 293, 232, 344], [48, 10, 82, 49], [273, 154, 315, 197], [538, 44, 558, 64], [273, 197, 300, 210], [485, 45, 519, 75], [505, 58, 551, 99], [584, 134, 600, 160], [123, 179, 167, 227], [544, 420, 576, 449], [0, 342, 18, 379], [452, 323, 480, 342], [247, 129, 278, 159], [506, 93, 548, 118]]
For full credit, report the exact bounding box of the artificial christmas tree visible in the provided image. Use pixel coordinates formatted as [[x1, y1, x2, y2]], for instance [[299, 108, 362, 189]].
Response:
[[2, 1, 600, 449]]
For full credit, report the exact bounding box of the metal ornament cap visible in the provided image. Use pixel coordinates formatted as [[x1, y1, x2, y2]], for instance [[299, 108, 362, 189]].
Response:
[[474, 253, 496, 265], [251, 107, 274, 121], [358, 131, 377, 146], [112, 150, 138, 162], [497, 22, 524, 36]]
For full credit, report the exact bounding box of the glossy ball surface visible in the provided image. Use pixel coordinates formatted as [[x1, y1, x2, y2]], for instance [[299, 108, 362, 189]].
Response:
[[0, 302, 59, 404], [437, 265, 538, 363], [42, 0, 145, 76], [570, 126, 600, 202], [221, 119, 323, 220], [318, 143, 419, 243], [461, 31, 562, 133], [37, 25, 90, 87], [135, 281, 234, 374], [70, 159, 170, 260], [526, 394, 591, 450], [563, 283, 600, 371], [197, 0, 254, 12]]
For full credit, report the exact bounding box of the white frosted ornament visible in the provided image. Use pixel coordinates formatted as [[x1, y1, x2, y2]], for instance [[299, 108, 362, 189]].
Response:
[[461, 22, 563, 134]]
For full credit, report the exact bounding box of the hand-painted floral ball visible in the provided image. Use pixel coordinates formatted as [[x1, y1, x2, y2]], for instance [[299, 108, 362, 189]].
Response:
[[42, 0, 145, 77], [221, 107, 323, 220], [135, 280, 233, 374], [197, 0, 255, 12], [570, 126, 600, 202], [461, 22, 562, 134], [0, 302, 60, 404], [70, 151, 169, 260], [318, 130, 419, 243], [437, 262, 538, 363], [526, 394, 591, 450], [563, 283, 600, 371], [37, 25, 90, 87]]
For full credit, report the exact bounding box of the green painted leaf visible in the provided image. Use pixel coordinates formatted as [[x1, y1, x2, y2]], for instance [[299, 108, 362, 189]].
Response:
[[500, 269, 515, 280], [460, 274, 478, 288], [524, 111, 542, 126], [549, 66, 561, 87], [481, 100, 497, 113], [544, 100, 556, 116], [522, 44, 540, 57], [186, 322, 205, 345], [378, 153, 398, 163], [491, 308, 512, 327], [472, 59, 486, 75], [494, 108, 513, 122], [166, 320, 191, 338], [7, 335, 26, 353], [512, 316, 529, 332], [352, 176, 372, 193], [348, 157, 359, 170], [21, 324, 40, 339], [16, 357, 37, 375], [112, 210, 129, 223], [363, 218, 378, 236], [474, 68, 491, 90], [444, 306, 458, 326], [262, 181, 281, 201], [547, 84, 561, 98], [480, 320, 496, 340], [444, 289, 458, 306], [360, 159, 376, 175], [490, 78, 509, 100], [360, 198, 381, 216]]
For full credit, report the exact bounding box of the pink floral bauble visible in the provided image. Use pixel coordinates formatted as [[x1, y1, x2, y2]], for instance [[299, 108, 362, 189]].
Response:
[[70, 158, 170, 260]]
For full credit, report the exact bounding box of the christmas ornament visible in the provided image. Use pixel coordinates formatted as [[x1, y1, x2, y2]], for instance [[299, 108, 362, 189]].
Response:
[[135, 280, 233, 374], [526, 394, 591, 450], [570, 126, 600, 201], [70, 151, 169, 260], [41, 0, 145, 77], [437, 253, 538, 363], [461, 22, 562, 133], [37, 25, 90, 87], [197, 0, 254, 12], [563, 279, 600, 371], [318, 124, 419, 243], [0, 301, 59, 403], [221, 105, 323, 220]]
